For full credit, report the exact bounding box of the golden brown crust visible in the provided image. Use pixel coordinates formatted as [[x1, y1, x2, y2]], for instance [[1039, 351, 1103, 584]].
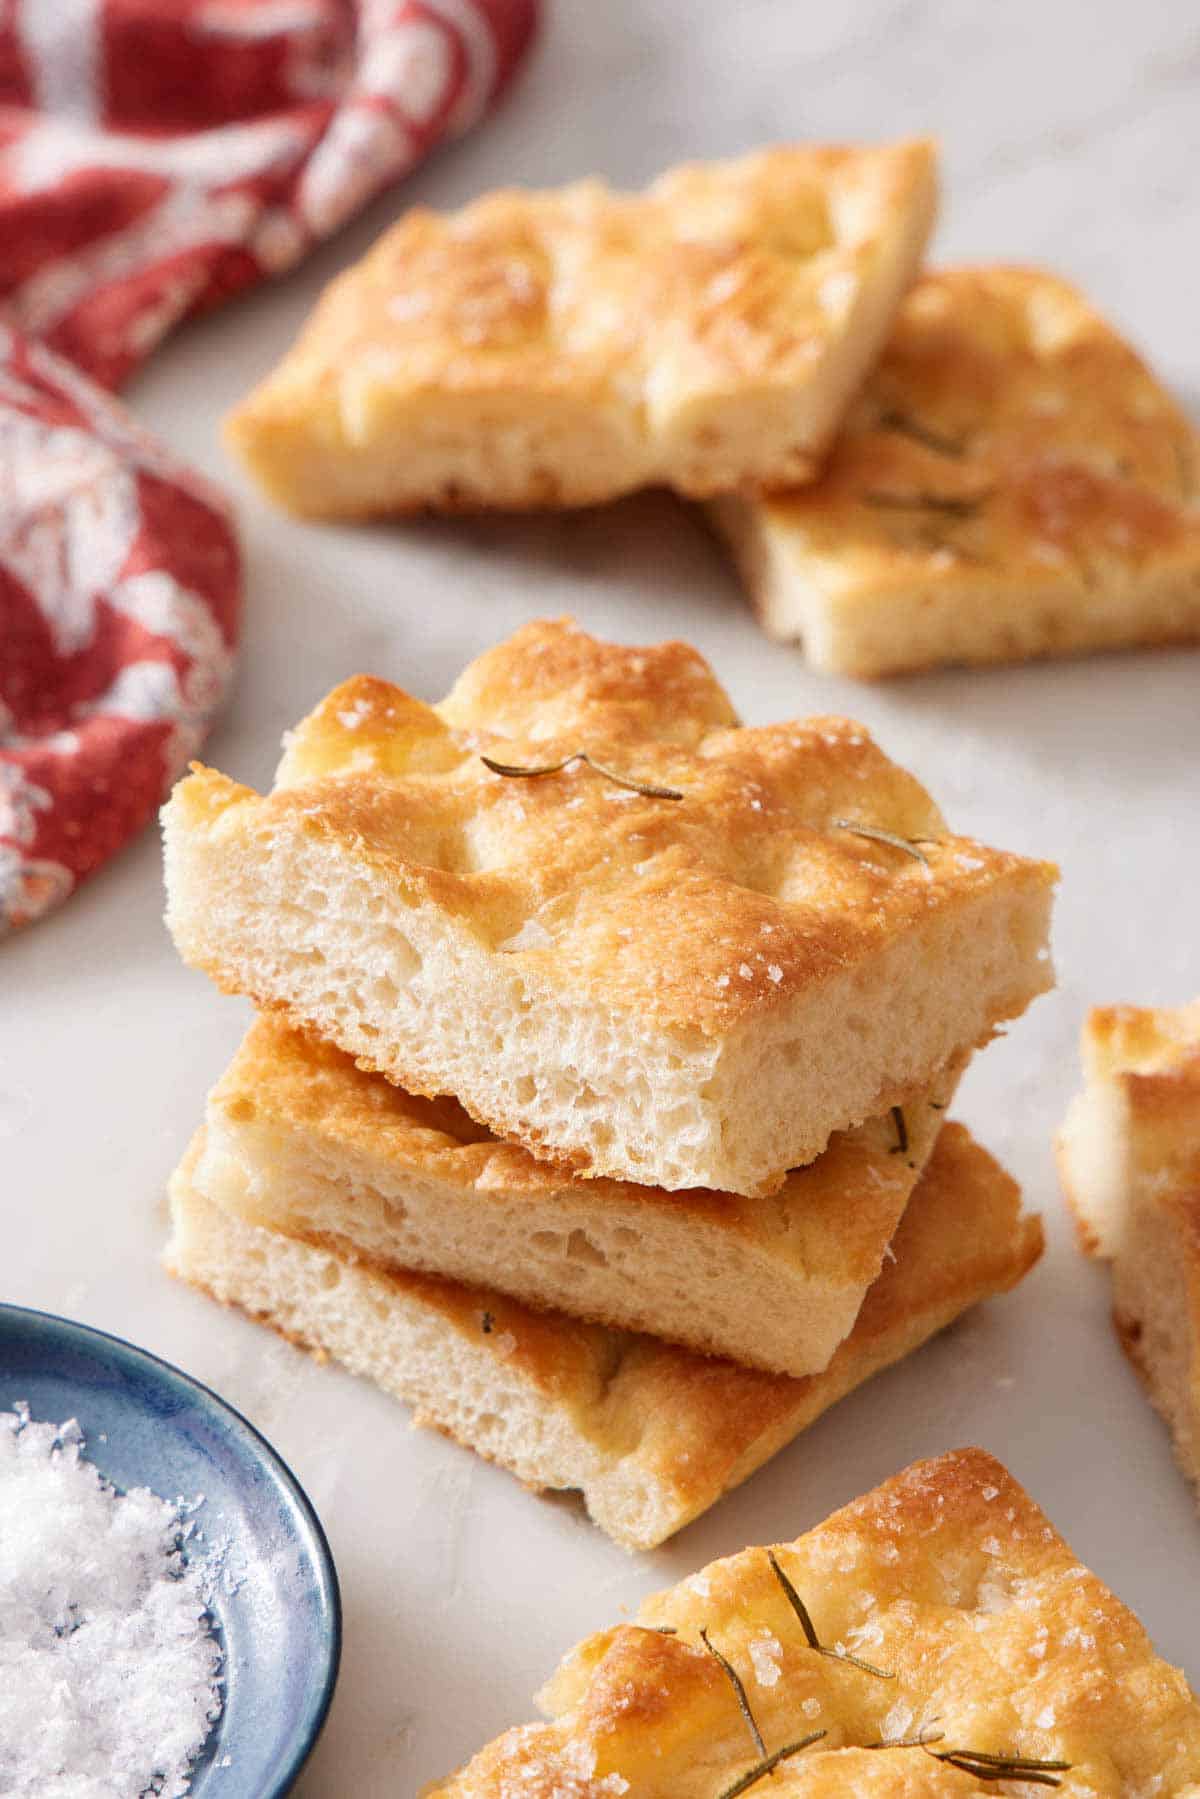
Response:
[[592, 1123, 1041, 1523], [428, 1448, 1200, 1796], [165, 619, 1055, 1193], [225, 142, 937, 514], [325, 1119, 1037, 1451], [170, 618, 1056, 1042], [213, 1014, 952, 1296], [715, 266, 1200, 675], [1083, 1000, 1200, 1126], [190, 968, 985, 1195], [1073, 999, 1200, 1212], [172, 1121, 1040, 1551]]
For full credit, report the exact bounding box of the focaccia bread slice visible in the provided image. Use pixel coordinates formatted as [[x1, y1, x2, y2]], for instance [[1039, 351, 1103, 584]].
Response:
[[1058, 998, 1200, 1502], [163, 620, 1056, 1197], [225, 141, 936, 517], [712, 266, 1200, 677], [196, 1014, 960, 1377], [167, 1124, 1041, 1552], [426, 1448, 1200, 1797]]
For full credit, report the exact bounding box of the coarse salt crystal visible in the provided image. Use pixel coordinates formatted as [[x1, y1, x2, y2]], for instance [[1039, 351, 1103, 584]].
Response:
[[0, 1404, 222, 1799], [882, 1701, 914, 1741], [845, 1616, 884, 1651], [975, 1578, 1014, 1615], [747, 1631, 783, 1688]]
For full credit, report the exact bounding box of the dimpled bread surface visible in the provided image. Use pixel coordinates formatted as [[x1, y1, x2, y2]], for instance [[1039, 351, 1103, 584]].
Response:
[[713, 265, 1200, 676], [426, 1448, 1200, 1796], [226, 141, 937, 516], [163, 619, 1056, 1197]]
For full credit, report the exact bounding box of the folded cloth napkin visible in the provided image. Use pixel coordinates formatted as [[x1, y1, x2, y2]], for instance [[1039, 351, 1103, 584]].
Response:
[[0, 0, 538, 935]]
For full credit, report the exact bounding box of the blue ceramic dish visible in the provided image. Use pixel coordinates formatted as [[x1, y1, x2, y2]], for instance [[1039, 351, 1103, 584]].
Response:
[[0, 1303, 340, 1796]]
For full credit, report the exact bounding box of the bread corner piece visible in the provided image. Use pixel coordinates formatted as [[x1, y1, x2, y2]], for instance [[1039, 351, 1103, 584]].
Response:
[[1058, 998, 1200, 1502], [712, 265, 1200, 677], [163, 619, 1056, 1197], [425, 1447, 1200, 1796], [168, 1122, 1041, 1554], [224, 140, 936, 517]]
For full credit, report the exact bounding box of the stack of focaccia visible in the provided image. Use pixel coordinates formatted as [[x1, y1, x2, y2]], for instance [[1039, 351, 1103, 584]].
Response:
[[162, 619, 1055, 1548], [225, 140, 1200, 678]]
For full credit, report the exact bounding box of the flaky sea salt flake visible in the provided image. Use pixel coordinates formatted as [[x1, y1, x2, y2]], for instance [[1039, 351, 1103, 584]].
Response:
[[0, 1404, 222, 1799]]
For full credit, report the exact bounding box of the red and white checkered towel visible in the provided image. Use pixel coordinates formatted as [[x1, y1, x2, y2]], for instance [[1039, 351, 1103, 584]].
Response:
[[0, 0, 537, 933]]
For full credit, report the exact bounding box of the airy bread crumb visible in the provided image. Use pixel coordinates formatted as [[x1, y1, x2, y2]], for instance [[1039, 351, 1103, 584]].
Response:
[[163, 619, 1056, 1197], [168, 1123, 1041, 1551], [198, 1015, 962, 1376]]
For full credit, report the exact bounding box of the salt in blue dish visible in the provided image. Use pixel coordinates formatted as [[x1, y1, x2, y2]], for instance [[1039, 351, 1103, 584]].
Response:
[[0, 1302, 341, 1796]]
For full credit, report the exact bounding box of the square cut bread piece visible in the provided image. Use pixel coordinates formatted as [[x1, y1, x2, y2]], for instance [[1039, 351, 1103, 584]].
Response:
[[712, 265, 1200, 677], [1058, 998, 1200, 1505], [197, 1014, 962, 1377], [162, 619, 1057, 1197], [167, 1123, 1042, 1552], [223, 140, 937, 516], [426, 1447, 1200, 1797]]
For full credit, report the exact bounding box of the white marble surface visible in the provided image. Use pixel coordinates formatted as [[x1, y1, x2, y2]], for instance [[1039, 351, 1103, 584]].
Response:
[[4, 1, 1200, 1791]]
